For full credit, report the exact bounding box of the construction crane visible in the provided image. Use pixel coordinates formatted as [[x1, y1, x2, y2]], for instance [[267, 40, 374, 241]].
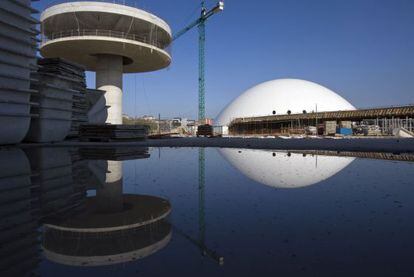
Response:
[[173, 2, 224, 264], [173, 0, 224, 121]]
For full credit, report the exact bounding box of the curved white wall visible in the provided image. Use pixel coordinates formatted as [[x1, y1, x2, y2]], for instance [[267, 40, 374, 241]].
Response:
[[216, 79, 355, 126]]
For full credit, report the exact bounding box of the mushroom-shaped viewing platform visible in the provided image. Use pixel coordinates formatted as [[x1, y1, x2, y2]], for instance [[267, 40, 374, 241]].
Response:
[[40, 1, 172, 124]]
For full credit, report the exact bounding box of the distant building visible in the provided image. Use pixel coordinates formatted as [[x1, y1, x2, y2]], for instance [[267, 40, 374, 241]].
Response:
[[141, 115, 155, 121], [171, 117, 189, 128], [187, 120, 196, 127], [158, 120, 172, 133], [122, 114, 132, 120]]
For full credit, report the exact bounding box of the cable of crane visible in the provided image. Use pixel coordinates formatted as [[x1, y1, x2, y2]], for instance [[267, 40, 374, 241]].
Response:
[[141, 76, 152, 117], [179, 2, 202, 27]]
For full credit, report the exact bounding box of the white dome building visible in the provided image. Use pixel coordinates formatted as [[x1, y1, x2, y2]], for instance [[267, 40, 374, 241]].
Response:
[[219, 149, 355, 189], [216, 79, 355, 126]]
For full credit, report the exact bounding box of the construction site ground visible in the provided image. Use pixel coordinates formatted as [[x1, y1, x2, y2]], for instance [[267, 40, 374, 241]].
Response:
[[18, 137, 414, 153]]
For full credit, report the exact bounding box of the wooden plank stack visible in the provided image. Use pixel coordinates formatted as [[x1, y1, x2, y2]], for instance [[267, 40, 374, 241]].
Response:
[[79, 147, 150, 160], [26, 57, 89, 142], [70, 91, 89, 137], [35, 58, 88, 138], [79, 124, 149, 142], [37, 58, 86, 85]]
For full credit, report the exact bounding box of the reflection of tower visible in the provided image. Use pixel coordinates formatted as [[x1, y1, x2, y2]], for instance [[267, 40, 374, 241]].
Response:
[[97, 160, 123, 213], [41, 148, 172, 266], [0, 148, 39, 276]]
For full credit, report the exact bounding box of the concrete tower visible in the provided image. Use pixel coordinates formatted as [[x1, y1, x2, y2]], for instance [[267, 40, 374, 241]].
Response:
[[40, 1, 172, 124]]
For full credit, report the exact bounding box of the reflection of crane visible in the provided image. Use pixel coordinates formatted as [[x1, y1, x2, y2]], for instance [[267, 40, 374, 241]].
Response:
[[173, 1, 224, 260], [198, 148, 206, 248], [173, 148, 223, 265], [198, 147, 224, 264], [173, 1, 224, 120]]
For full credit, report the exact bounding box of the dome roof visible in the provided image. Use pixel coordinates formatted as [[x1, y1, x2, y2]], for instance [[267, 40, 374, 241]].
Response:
[[216, 79, 355, 126], [219, 149, 355, 188]]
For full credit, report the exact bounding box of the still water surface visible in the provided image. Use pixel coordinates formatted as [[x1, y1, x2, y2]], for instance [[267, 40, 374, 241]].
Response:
[[1, 147, 414, 276]]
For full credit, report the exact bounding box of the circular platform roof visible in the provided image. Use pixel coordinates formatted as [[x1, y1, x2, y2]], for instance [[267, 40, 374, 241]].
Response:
[[40, 1, 172, 72], [43, 220, 172, 266]]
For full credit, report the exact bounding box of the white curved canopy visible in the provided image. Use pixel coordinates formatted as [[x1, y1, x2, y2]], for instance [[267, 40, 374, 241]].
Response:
[[219, 148, 355, 188], [216, 79, 355, 126]]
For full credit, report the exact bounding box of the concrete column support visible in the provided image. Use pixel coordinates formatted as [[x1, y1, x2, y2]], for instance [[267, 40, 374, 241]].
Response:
[[96, 54, 123, 124]]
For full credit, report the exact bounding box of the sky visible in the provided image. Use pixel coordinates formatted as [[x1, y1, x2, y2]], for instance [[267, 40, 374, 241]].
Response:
[[34, 0, 414, 119]]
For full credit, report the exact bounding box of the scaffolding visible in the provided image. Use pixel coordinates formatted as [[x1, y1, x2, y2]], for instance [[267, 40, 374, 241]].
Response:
[[229, 105, 414, 136]]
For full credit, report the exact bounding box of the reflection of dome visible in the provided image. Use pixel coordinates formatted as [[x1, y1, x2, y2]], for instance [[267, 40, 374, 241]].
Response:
[[216, 79, 355, 126], [219, 149, 355, 188]]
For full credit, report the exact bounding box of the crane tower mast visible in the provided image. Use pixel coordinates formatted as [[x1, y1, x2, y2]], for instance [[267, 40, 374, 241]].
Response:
[[173, 1, 224, 121]]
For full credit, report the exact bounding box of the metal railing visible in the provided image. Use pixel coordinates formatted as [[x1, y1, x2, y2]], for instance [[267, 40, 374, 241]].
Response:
[[41, 29, 171, 53], [43, 0, 162, 22]]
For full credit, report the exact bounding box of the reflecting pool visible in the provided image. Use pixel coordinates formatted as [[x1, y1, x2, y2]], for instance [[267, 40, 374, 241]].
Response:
[[1, 147, 414, 276]]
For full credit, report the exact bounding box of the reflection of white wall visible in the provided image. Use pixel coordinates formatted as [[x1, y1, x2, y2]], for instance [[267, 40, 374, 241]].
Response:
[[87, 160, 123, 186], [219, 149, 355, 188], [106, 161, 122, 183], [87, 160, 123, 212], [87, 160, 107, 189]]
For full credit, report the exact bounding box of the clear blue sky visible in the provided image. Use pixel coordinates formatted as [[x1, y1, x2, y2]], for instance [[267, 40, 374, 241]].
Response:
[[34, 0, 414, 119]]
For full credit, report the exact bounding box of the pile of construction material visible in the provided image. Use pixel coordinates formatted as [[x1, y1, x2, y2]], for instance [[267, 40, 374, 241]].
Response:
[[392, 127, 414, 138], [0, 0, 38, 144], [79, 124, 149, 142], [337, 121, 352, 136], [69, 89, 89, 137], [324, 121, 337, 136], [362, 125, 381, 136], [305, 126, 317, 135], [35, 58, 89, 138], [26, 58, 86, 142]]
